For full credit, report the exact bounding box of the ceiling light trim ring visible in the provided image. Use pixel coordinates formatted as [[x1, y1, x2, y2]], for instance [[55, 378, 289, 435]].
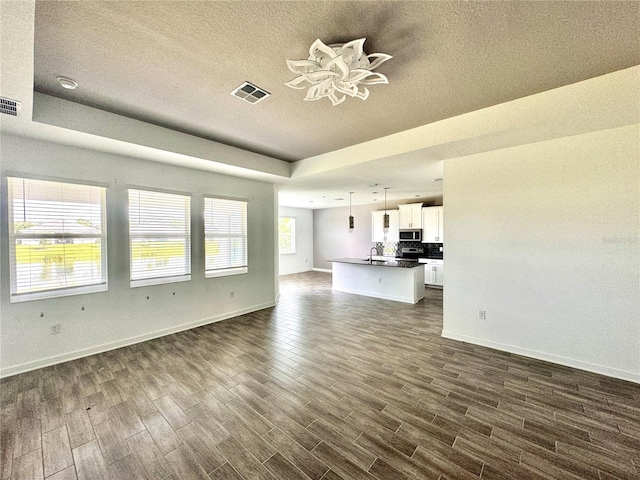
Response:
[[285, 38, 392, 106], [57, 76, 78, 90]]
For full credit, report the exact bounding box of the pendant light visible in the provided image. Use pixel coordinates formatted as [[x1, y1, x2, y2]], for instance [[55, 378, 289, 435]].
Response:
[[383, 187, 390, 241], [348, 192, 354, 231]]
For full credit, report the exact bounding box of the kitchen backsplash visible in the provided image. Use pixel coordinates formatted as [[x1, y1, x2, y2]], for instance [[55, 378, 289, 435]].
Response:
[[374, 241, 444, 259], [399, 241, 443, 259], [375, 242, 399, 256]]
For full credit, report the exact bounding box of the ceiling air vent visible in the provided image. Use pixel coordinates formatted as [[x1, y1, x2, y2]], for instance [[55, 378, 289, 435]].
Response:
[[231, 82, 270, 104], [0, 97, 21, 116]]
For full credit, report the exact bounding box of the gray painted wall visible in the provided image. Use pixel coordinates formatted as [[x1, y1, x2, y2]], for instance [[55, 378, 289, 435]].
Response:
[[1, 135, 277, 376]]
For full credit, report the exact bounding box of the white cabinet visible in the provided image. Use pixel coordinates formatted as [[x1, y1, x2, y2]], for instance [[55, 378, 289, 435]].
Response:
[[371, 210, 399, 242], [426, 265, 443, 286], [422, 206, 443, 243], [398, 203, 423, 229], [421, 259, 443, 287]]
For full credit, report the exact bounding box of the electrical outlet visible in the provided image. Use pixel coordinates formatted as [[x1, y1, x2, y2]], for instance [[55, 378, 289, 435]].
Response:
[[478, 310, 486, 320], [50, 323, 62, 335], [378, 277, 382, 284], [229, 291, 235, 298]]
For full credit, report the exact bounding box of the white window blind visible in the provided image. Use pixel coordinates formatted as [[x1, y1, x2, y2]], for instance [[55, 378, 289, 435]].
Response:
[[279, 217, 296, 254], [7, 177, 107, 302], [205, 197, 247, 277], [129, 189, 191, 286]]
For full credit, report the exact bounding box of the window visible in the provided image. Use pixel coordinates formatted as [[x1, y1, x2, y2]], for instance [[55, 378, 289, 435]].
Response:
[[7, 177, 107, 302], [128, 189, 191, 286], [279, 217, 296, 254], [205, 197, 247, 277]]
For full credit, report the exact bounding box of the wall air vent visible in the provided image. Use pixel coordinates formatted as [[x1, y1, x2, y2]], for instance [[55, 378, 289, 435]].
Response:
[[231, 82, 270, 104], [0, 97, 21, 116]]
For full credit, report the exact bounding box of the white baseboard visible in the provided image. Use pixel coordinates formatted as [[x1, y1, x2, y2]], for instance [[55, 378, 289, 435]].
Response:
[[441, 330, 640, 384], [0, 300, 277, 378], [312, 268, 332, 273], [333, 286, 422, 305], [279, 267, 313, 276]]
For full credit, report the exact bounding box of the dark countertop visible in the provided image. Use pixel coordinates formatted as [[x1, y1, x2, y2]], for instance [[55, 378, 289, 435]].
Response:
[[330, 258, 423, 268], [397, 256, 443, 261]]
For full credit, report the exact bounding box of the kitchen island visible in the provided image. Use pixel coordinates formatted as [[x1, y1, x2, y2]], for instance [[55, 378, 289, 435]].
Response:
[[330, 258, 425, 304]]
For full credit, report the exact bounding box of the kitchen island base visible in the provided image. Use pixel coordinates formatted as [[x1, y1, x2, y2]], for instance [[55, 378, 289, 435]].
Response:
[[331, 259, 425, 304]]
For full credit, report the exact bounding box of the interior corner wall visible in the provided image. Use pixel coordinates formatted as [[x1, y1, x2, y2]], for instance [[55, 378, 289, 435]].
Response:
[[443, 125, 640, 383], [312, 198, 443, 271], [0, 134, 277, 377], [278, 206, 313, 275], [313, 204, 375, 270]]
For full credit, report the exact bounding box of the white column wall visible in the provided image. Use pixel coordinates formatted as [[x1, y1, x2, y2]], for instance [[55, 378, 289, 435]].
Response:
[[443, 125, 640, 382]]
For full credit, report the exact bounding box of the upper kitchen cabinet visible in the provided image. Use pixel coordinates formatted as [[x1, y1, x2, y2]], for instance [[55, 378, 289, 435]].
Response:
[[371, 210, 399, 242], [398, 203, 423, 229], [422, 206, 443, 243]]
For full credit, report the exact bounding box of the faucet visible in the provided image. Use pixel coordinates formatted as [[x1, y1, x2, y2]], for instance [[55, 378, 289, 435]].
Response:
[[369, 246, 377, 264]]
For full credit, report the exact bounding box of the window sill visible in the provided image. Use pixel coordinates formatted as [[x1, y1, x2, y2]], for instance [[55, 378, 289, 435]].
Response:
[[10, 283, 108, 303], [130, 275, 191, 288], [206, 267, 247, 278]]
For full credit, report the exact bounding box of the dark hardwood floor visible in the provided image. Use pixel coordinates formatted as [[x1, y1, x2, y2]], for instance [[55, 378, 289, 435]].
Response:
[[1, 271, 639, 480]]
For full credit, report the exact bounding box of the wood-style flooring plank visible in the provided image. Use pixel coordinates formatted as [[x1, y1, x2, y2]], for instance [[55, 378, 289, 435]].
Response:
[[111, 401, 146, 440], [72, 439, 109, 480], [164, 445, 210, 480], [11, 448, 43, 480], [142, 411, 183, 455], [183, 404, 230, 442], [307, 418, 376, 471], [42, 425, 73, 478], [107, 455, 152, 480], [263, 427, 329, 480], [263, 451, 310, 480], [2, 273, 639, 480], [208, 462, 243, 480], [93, 417, 131, 465], [46, 465, 78, 480], [153, 395, 191, 431], [40, 398, 66, 433], [65, 409, 95, 449], [163, 383, 198, 412], [126, 430, 171, 480], [175, 422, 226, 474], [221, 415, 276, 463], [225, 398, 273, 436], [0, 403, 16, 480], [12, 395, 41, 460], [262, 407, 321, 451], [310, 441, 378, 480], [216, 436, 277, 480]]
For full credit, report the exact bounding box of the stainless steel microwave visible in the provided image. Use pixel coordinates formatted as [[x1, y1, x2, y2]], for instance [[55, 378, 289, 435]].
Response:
[[399, 229, 422, 241]]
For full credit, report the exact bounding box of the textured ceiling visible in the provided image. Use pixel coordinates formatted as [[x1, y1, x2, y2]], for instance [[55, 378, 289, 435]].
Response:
[[34, 1, 640, 163]]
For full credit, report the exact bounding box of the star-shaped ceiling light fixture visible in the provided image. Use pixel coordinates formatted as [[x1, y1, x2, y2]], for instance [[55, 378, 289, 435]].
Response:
[[285, 38, 392, 106]]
